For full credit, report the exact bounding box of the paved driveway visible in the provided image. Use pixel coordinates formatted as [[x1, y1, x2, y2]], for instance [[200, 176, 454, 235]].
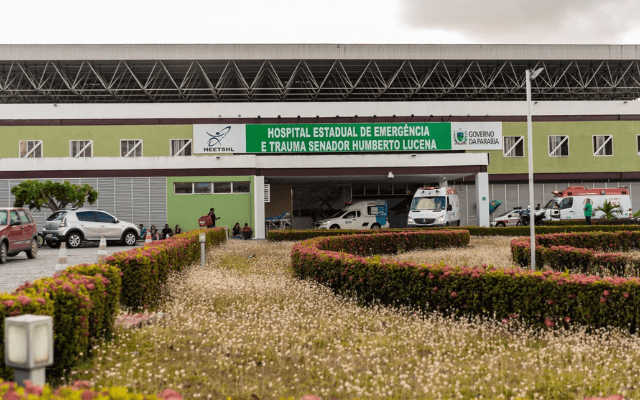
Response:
[[0, 242, 141, 294]]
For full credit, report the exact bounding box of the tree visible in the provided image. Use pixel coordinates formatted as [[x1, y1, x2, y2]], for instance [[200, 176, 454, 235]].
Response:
[[11, 180, 98, 212], [595, 199, 623, 220]]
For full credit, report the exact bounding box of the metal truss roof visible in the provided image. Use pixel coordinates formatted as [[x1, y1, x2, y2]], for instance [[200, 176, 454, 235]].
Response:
[[1, 58, 640, 103]]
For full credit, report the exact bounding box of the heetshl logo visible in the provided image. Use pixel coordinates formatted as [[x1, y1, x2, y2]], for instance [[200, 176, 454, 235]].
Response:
[[204, 126, 234, 152]]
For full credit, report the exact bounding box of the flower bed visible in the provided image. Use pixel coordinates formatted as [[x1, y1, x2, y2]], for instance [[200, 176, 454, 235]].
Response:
[[269, 225, 640, 241], [291, 230, 640, 333], [0, 380, 183, 399], [0, 228, 226, 382], [511, 231, 640, 275]]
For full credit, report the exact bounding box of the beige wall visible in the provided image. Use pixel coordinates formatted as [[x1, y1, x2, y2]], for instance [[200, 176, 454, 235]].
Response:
[[266, 185, 293, 219]]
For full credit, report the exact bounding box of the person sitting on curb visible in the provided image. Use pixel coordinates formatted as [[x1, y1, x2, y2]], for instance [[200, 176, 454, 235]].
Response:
[[139, 224, 148, 240], [149, 225, 160, 240], [241, 223, 253, 240], [174, 224, 183, 235], [232, 222, 242, 239], [162, 224, 174, 239]]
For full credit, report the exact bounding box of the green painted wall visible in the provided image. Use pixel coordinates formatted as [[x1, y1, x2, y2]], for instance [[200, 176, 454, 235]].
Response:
[[0, 125, 193, 158], [481, 121, 640, 175], [166, 176, 254, 232]]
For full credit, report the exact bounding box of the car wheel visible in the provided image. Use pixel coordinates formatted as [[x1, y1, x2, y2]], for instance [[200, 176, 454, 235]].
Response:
[[47, 240, 61, 249], [66, 232, 82, 248], [496, 222, 506, 227], [371, 223, 381, 229], [123, 231, 137, 246], [516, 221, 523, 226], [37, 234, 45, 248], [0, 242, 7, 264], [330, 225, 340, 229], [26, 238, 37, 259]]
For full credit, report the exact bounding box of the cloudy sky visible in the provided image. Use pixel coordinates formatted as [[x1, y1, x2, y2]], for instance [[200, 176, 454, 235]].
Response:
[[2, 0, 640, 44]]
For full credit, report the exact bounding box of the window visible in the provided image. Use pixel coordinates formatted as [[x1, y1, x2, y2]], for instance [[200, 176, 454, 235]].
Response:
[[194, 183, 212, 194], [76, 211, 96, 222], [70, 140, 93, 158], [213, 182, 231, 194], [559, 197, 573, 210], [593, 135, 613, 156], [365, 184, 378, 195], [16, 210, 30, 224], [352, 185, 364, 196], [171, 139, 192, 156], [343, 211, 360, 219], [46, 211, 67, 221], [96, 212, 116, 223], [10, 211, 20, 225], [232, 181, 251, 193], [379, 184, 392, 195], [0, 211, 6, 226], [121, 140, 143, 157], [637, 135, 640, 155], [19, 140, 43, 158], [503, 136, 524, 157], [548, 136, 569, 157], [174, 183, 193, 194]]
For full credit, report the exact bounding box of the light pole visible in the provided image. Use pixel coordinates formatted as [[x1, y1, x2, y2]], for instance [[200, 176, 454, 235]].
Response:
[[526, 67, 544, 270]]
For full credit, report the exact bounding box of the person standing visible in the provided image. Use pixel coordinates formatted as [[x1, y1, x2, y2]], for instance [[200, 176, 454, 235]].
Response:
[[207, 208, 220, 228], [584, 199, 593, 225]]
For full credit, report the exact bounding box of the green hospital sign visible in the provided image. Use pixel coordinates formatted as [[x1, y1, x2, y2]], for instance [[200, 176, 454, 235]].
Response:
[[193, 122, 502, 154], [248, 123, 450, 153]]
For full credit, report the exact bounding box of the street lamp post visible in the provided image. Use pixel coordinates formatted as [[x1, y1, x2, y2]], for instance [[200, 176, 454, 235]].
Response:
[[526, 67, 544, 270]]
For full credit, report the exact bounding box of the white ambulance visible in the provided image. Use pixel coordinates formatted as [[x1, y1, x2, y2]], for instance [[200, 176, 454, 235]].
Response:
[[407, 187, 461, 227], [540, 186, 633, 221], [315, 200, 389, 230]]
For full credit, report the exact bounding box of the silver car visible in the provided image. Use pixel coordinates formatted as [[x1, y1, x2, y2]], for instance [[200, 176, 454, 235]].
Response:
[[42, 209, 140, 248]]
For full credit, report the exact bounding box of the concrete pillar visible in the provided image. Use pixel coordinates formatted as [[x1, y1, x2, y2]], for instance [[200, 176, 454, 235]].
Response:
[[475, 172, 490, 227], [438, 179, 448, 188], [253, 176, 266, 239]]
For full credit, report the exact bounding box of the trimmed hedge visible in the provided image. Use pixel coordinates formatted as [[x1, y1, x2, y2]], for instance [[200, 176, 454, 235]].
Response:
[[1, 228, 226, 382], [269, 225, 640, 241], [291, 230, 640, 332], [0, 380, 183, 399], [511, 231, 640, 276]]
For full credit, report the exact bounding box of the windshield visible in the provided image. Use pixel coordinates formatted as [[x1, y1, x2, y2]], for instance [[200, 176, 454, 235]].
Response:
[[0, 211, 6, 226], [411, 196, 446, 211], [46, 211, 67, 221], [544, 199, 560, 209]]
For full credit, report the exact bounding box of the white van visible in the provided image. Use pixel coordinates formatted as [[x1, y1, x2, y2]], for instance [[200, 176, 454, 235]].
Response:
[[407, 187, 461, 227], [539, 186, 633, 221], [315, 200, 389, 230]]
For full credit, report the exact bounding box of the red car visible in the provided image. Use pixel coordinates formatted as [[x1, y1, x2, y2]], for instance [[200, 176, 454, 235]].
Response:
[[0, 207, 39, 264]]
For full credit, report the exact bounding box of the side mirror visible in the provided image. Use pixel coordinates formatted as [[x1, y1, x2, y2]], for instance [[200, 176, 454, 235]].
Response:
[[10, 220, 21, 226], [447, 204, 452, 211]]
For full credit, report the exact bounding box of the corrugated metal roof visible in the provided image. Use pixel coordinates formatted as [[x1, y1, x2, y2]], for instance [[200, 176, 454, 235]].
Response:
[[1, 44, 639, 61]]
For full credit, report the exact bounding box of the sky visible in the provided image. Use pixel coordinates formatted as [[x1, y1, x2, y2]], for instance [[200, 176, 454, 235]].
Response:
[[2, 0, 640, 44]]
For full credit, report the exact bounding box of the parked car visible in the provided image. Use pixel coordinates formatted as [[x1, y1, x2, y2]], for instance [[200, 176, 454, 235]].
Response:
[[42, 209, 140, 248], [490, 209, 527, 227], [0, 207, 39, 264]]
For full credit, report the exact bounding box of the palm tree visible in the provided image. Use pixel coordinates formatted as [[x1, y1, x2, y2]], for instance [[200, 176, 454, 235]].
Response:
[[595, 199, 623, 220]]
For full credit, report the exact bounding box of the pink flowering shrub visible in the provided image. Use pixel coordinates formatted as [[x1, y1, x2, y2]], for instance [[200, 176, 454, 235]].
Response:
[[511, 231, 640, 275], [269, 225, 640, 242], [292, 231, 640, 332], [12, 275, 92, 378]]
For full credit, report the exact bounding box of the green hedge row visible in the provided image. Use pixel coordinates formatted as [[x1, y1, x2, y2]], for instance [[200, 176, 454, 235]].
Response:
[[291, 230, 640, 332], [0, 379, 183, 399], [0, 228, 226, 382], [269, 225, 640, 241], [511, 231, 640, 276]]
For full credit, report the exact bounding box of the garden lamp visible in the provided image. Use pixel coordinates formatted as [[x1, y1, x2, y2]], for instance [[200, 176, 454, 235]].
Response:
[[4, 314, 54, 387]]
